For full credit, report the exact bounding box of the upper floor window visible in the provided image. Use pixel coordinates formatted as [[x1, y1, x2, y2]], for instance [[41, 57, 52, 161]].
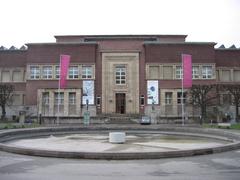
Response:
[[175, 66, 182, 79], [115, 65, 126, 85], [42, 66, 53, 79], [69, 66, 79, 79], [1, 70, 11, 82], [30, 66, 40, 79], [55, 66, 60, 79], [82, 66, 92, 79], [192, 66, 200, 79], [202, 66, 213, 79]]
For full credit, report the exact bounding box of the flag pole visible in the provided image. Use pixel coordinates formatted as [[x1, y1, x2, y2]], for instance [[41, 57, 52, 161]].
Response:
[[182, 54, 185, 126]]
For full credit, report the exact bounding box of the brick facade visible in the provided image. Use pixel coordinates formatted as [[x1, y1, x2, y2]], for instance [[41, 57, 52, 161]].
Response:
[[0, 35, 239, 121]]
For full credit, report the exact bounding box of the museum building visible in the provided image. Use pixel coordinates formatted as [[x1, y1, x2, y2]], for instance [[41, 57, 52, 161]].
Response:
[[0, 35, 240, 122]]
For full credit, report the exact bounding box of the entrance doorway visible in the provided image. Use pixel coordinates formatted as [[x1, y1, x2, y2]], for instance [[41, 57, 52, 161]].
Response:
[[116, 93, 126, 114]]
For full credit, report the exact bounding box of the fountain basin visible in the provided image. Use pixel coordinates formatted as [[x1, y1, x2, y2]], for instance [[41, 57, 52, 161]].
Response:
[[0, 126, 240, 160]]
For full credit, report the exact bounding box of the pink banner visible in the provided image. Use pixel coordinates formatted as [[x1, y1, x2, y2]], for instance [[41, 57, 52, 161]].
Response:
[[59, 55, 70, 89], [182, 54, 192, 88]]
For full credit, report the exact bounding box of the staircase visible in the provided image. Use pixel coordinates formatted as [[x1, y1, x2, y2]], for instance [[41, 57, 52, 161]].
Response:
[[102, 114, 140, 124]]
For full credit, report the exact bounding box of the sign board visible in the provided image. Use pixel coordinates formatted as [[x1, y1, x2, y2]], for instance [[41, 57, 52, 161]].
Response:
[[82, 80, 94, 105], [147, 80, 159, 105]]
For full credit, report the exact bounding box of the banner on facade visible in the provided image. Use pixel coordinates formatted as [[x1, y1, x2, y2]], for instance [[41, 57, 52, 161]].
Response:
[[182, 54, 192, 88], [59, 55, 70, 89], [147, 80, 159, 105], [82, 80, 94, 105]]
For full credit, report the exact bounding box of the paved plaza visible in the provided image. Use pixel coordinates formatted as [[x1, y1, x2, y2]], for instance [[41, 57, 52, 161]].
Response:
[[0, 149, 240, 180]]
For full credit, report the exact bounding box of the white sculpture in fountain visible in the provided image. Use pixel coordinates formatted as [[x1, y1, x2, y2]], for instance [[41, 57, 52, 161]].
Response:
[[109, 132, 126, 144]]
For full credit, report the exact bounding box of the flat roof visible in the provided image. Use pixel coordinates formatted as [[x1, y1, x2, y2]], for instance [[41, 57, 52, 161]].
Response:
[[26, 42, 98, 46], [54, 34, 188, 40], [144, 41, 217, 45]]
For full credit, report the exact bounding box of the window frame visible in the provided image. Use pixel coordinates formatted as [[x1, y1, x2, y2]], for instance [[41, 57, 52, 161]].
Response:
[[82, 66, 93, 79], [165, 92, 173, 105], [30, 66, 40, 79], [177, 92, 187, 104], [202, 66, 213, 79], [68, 92, 76, 105], [42, 66, 53, 79], [192, 66, 200, 79], [68, 66, 79, 79], [55, 66, 60, 79], [115, 65, 126, 85], [54, 92, 64, 105], [175, 66, 183, 79], [42, 92, 50, 105]]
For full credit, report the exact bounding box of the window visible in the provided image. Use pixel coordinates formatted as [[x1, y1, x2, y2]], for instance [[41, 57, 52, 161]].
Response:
[[165, 92, 172, 105], [42, 66, 53, 79], [69, 92, 76, 105], [221, 70, 231, 81], [175, 66, 182, 79], [140, 95, 145, 106], [82, 66, 92, 79], [1, 71, 11, 82], [96, 96, 101, 106], [115, 65, 126, 84], [163, 66, 173, 79], [13, 70, 22, 82], [192, 66, 200, 79], [69, 66, 79, 79], [12, 94, 21, 105], [42, 92, 49, 105], [234, 70, 240, 81], [149, 66, 159, 79], [30, 66, 40, 79], [177, 92, 187, 104], [202, 66, 213, 79], [54, 92, 64, 105], [222, 94, 232, 105], [55, 66, 60, 79]]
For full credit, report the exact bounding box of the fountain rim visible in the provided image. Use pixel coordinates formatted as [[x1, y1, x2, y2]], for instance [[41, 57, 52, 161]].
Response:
[[0, 126, 240, 160]]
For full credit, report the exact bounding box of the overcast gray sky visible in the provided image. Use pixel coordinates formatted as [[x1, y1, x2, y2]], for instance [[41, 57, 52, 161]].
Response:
[[0, 0, 239, 48]]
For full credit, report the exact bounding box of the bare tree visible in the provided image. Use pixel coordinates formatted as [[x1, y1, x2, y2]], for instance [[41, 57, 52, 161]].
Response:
[[0, 84, 14, 120], [223, 84, 240, 122], [189, 84, 217, 124]]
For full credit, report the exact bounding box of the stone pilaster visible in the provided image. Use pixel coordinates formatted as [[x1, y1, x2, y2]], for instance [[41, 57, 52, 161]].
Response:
[[49, 91, 54, 116], [64, 91, 69, 116], [76, 90, 81, 116]]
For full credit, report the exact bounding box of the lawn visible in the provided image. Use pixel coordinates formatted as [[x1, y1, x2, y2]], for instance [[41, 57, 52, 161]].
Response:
[[0, 122, 41, 130], [203, 123, 240, 130]]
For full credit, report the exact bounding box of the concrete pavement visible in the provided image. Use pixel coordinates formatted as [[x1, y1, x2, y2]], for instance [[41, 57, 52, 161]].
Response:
[[0, 149, 240, 180]]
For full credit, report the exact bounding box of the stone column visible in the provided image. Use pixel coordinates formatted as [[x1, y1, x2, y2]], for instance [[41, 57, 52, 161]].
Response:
[[64, 91, 69, 116], [37, 90, 43, 114], [172, 90, 178, 116], [76, 90, 81, 116], [230, 69, 234, 82], [49, 91, 54, 116]]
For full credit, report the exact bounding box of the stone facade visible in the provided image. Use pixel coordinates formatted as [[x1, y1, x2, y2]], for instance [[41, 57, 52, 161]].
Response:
[[102, 53, 139, 114]]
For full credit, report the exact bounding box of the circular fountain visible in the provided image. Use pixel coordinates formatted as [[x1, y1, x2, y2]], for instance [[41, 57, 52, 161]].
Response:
[[0, 126, 240, 160]]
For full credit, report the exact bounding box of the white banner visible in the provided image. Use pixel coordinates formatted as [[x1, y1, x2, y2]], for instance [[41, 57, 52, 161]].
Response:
[[147, 80, 159, 105], [82, 80, 94, 105]]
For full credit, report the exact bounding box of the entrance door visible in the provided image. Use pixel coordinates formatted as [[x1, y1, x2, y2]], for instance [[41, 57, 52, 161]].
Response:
[[116, 93, 126, 114]]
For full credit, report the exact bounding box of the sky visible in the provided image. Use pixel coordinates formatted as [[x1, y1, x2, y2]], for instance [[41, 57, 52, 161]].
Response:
[[0, 0, 239, 48]]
